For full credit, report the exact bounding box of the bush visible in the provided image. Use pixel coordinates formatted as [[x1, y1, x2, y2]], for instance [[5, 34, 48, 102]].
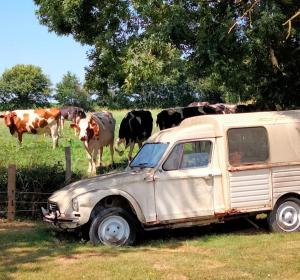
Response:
[[0, 163, 83, 219]]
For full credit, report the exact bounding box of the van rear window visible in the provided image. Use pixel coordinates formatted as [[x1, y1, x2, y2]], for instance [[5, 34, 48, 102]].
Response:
[[228, 127, 269, 166]]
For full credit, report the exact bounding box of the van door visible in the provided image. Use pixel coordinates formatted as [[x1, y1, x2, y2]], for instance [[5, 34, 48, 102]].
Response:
[[154, 139, 215, 222], [227, 127, 272, 210]]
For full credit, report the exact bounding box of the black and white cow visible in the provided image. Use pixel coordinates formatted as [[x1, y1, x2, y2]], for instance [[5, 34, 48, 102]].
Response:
[[115, 110, 153, 160], [156, 105, 221, 130]]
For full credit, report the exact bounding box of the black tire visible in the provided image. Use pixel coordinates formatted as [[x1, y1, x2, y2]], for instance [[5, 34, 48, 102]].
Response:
[[268, 197, 300, 232], [89, 207, 137, 246]]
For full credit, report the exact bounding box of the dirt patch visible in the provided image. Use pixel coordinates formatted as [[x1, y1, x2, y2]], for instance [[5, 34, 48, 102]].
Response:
[[144, 245, 213, 254], [0, 220, 35, 232], [166, 274, 188, 280], [54, 253, 106, 265]]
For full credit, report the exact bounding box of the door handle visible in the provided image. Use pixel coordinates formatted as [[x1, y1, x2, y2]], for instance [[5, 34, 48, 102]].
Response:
[[203, 174, 212, 180]]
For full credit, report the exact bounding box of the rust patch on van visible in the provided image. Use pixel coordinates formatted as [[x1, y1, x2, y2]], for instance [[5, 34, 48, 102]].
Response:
[[214, 209, 241, 218], [228, 161, 300, 172]]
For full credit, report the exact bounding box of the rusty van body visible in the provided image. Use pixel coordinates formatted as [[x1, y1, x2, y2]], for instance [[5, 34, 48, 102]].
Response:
[[42, 110, 300, 246]]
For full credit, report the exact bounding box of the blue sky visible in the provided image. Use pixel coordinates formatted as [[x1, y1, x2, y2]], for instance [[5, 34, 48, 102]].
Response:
[[0, 1, 90, 87]]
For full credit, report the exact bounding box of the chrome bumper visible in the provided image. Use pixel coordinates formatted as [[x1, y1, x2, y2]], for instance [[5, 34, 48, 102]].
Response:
[[41, 207, 80, 229]]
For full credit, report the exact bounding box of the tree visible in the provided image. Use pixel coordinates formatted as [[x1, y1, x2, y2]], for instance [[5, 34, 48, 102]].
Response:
[[55, 72, 91, 110], [34, 0, 300, 108], [0, 64, 51, 110]]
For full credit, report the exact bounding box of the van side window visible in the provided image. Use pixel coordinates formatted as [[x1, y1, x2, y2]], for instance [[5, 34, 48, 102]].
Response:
[[228, 127, 269, 165], [163, 141, 212, 171]]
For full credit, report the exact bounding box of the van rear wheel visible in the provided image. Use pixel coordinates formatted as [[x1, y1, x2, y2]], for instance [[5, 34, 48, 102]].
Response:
[[89, 207, 137, 246], [268, 198, 300, 232]]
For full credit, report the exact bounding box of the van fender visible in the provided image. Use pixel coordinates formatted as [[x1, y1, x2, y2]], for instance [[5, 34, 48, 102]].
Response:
[[77, 189, 146, 225]]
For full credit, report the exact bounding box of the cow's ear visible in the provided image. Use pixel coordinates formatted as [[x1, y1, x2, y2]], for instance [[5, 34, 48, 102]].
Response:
[[90, 119, 100, 136], [70, 123, 78, 129], [92, 123, 100, 136], [0, 115, 4, 118]]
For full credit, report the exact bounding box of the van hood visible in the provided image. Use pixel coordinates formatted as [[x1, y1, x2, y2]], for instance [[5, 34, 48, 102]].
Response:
[[49, 168, 152, 204]]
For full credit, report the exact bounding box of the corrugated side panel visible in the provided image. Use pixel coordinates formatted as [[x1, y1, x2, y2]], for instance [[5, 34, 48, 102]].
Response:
[[229, 169, 271, 210], [272, 165, 300, 200]]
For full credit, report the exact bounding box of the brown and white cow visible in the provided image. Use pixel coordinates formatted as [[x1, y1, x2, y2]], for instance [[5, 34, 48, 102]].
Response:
[[0, 108, 60, 149], [71, 111, 116, 175]]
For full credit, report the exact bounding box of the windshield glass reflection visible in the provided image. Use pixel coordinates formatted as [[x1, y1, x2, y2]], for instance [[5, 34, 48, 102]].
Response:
[[130, 143, 168, 168]]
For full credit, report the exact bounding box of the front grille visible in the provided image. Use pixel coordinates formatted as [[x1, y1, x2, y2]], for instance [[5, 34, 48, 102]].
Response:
[[48, 202, 59, 213]]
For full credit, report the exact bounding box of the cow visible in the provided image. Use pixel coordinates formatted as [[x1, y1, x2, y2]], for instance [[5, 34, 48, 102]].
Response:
[[156, 108, 182, 130], [0, 108, 60, 149], [70, 111, 115, 175], [115, 110, 153, 161], [60, 106, 86, 135], [156, 105, 221, 130]]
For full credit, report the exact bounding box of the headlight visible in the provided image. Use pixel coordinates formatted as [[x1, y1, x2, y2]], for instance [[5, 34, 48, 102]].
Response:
[[72, 198, 79, 212]]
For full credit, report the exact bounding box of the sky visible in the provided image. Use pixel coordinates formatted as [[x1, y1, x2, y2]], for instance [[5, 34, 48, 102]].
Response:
[[0, 1, 90, 87]]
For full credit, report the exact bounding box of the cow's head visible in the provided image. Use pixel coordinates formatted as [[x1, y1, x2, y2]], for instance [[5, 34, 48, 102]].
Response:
[[70, 118, 99, 142], [0, 111, 17, 134]]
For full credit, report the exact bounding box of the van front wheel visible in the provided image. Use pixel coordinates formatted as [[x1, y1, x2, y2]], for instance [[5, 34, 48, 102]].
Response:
[[89, 207, 137, 246], [268, 198, 300, 232]]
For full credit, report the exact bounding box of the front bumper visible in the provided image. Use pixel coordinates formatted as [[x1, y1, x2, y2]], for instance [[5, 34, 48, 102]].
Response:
[[41, 207, 80, 229]]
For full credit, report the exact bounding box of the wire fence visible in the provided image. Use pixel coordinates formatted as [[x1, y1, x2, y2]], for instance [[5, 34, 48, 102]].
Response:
[[0, 147, 72, 221], [0, 190, 52, 219]]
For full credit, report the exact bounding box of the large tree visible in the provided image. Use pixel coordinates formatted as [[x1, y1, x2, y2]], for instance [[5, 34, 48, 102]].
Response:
[[55, 71, 90, 109], [0, 64, 51, 110], [34, 0, 300, 108]]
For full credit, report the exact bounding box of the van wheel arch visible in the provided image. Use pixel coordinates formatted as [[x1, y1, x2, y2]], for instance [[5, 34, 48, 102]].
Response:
[[89, 195, 140, 224]]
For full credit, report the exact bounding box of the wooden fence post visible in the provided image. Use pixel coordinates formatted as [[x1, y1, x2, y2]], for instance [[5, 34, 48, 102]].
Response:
[[65, 146, 72, 182], [7, 164, 16, 221]]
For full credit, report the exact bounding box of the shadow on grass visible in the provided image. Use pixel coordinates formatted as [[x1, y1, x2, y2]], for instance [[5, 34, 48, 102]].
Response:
[[0, 222, 122, 280], [0, 216, 270, 279], [139, 217, 269, 248]]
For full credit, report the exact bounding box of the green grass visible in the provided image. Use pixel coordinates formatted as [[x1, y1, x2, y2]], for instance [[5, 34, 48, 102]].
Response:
[[0, 220, 300, 280]]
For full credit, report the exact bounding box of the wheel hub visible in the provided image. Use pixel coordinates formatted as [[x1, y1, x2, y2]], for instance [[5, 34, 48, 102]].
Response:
[[98, 215, 130, 246], [277, 203, 300, 232]]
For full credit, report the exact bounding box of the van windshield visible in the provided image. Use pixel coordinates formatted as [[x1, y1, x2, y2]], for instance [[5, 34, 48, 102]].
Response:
[[130, 143, 168, 168]]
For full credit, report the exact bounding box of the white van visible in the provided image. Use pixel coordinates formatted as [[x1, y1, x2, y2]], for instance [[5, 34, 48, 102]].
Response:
[[42, 110, 300, 246]]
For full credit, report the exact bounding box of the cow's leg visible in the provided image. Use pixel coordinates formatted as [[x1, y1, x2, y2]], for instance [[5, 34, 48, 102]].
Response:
[[86, 150, 95, 174], [128, 141, 135, 161], [109, 142, 114, 166], [74, 116, 80, 136], [92, 148, 99, 174], [138, 141, 143, 148], [60, 117, 64, 136], [17, 132, 23, 147], [50, 125, 59, 149], [97, 147, 103, 167]]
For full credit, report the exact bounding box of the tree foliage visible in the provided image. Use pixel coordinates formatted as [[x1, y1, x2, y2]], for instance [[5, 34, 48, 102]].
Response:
[[55, 71, 91, 110], [0, 64, 51, 110], [34, 0, 300, 108]]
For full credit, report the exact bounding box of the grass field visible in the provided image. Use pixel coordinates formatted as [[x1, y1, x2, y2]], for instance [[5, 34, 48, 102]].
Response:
[[0, 220, 300, 280]]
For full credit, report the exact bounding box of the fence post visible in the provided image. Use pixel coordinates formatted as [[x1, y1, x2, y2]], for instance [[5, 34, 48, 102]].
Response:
[[65, 146, 72, 182], [7, 164, 16, 221]]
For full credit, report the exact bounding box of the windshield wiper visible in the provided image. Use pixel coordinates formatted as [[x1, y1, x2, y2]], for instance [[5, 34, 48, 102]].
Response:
[[131, 162, 150, 168]]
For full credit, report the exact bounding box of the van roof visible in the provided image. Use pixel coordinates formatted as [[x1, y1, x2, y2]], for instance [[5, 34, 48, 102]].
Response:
[[149, 110, 300, 143]]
